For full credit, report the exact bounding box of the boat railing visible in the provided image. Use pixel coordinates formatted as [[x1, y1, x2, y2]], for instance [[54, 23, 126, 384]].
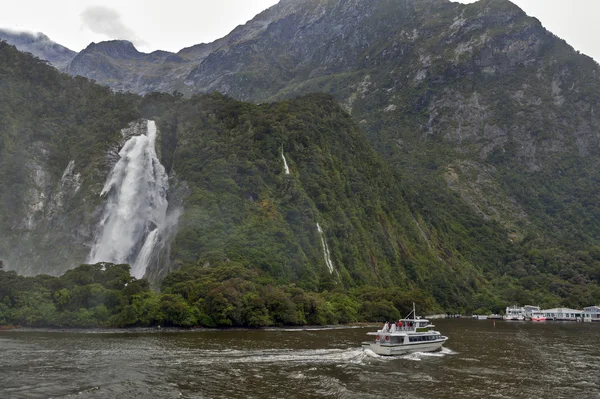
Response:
[[379, 324, 421, 333]]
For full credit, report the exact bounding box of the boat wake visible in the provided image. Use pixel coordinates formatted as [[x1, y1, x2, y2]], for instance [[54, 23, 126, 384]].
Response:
[[172, 347, 393, 367], [400, 347, 457, 361], [174, 346, 456, 367], [264, 325, 363, 332]]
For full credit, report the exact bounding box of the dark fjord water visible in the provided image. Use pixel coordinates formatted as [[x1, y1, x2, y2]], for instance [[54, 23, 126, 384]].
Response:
[[1, 320, 600, 398]]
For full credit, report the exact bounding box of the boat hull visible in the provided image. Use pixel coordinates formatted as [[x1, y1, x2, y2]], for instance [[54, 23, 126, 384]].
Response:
[[361, 338, 448, 356]]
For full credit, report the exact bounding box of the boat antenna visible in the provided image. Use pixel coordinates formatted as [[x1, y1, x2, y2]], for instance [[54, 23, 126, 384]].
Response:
[[402, 302, 416, 320]]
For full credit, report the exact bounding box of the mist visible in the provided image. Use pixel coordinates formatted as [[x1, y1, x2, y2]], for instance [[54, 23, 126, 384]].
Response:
[[80, 6, 146, 47]]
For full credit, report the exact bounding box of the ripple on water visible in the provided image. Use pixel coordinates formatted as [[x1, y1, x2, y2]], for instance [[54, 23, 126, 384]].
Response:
[[4, 322, 600, 398]]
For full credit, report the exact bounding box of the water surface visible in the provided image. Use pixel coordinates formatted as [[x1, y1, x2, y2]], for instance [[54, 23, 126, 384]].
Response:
[[1, 320, 599, 398]]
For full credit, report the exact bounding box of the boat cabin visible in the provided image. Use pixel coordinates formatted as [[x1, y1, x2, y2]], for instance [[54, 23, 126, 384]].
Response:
[[368, 317, 443, 345], [379, 318, 432, 333]]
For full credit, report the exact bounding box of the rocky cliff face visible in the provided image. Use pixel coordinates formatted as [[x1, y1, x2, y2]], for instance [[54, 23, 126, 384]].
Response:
[[0, 119, 153, 276], [60, 0, 600, 174], [0, 42, 140, 275], [64, 40, 182, 94], [39, 0, 600, 254], [60, 2, 301, 95], [159, 0, 600, 245], [0, 29, 76, 69]]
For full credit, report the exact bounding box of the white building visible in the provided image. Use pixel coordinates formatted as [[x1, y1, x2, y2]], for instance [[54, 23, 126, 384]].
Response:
[[541, 308, 583, 321], [583, 306, 600, 322]]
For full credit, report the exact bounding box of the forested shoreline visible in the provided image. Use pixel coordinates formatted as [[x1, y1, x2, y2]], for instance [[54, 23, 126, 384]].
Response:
[[0, 262, 439, 329]]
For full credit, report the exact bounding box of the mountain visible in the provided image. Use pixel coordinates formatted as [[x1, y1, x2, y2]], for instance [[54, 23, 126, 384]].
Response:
[[0, 41, 470, 313], [61, 0, 600, 307], [0, 29, 76, 69], [65, 40, 182, 94], [3, 0, 600, 316]]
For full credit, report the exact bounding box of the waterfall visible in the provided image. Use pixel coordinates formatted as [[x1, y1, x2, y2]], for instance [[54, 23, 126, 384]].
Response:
[[88, 120, 169, 279], [317, 223, 334, 274], [281, 147, 290, 175]]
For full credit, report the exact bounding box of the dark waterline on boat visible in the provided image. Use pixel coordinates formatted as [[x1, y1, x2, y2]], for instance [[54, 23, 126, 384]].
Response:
[[1, 319, 599, 398]]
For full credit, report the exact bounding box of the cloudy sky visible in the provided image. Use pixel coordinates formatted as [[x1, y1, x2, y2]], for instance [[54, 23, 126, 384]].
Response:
[[0, 0, 598, 62]]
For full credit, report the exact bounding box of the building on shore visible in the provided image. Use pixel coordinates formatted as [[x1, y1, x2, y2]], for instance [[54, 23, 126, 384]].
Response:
[[541, 308, 583, 321], [583, 306, 600, 322]]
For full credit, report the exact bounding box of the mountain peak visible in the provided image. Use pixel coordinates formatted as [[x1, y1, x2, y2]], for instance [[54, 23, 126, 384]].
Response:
[[0, 28, 75, 69], [81, 40, 143, 59]]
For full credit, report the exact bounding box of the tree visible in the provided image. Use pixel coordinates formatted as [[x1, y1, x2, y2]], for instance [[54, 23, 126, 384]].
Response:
[[0, 260, 3, 270]]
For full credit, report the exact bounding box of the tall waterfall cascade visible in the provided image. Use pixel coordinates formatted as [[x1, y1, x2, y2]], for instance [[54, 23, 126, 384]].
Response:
[[317, 223, 334, 274], [281, 148, 290, 175], [88, 120, 169, 279]]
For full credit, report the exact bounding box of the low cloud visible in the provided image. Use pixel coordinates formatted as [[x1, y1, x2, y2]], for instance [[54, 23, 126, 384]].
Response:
[[80, 6, 146, 47]]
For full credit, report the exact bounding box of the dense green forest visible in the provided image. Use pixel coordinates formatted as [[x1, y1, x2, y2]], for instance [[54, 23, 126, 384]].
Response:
[[140, 92, 483, 309], [0, 262, 430, 328], [2, 38, 600, 329]]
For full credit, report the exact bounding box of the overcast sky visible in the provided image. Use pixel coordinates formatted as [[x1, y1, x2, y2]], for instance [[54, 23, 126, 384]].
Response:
[[0, 0, 598, 62]]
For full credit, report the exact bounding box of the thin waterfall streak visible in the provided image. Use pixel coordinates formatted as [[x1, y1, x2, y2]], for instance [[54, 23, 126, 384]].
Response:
[[282, 148, 290, 175], [88, 120, 169, 279], [131, 229, 159, 279], [317, 223, 334, 274]]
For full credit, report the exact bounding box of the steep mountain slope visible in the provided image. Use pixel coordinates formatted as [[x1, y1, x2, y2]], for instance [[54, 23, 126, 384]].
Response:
[[141, 92, 485, 304], [0, 42, 139, 275], [0, 41, 488, 312], [4, 0, 600, 313], [0, 29, 76, 69], [62, 0, 600, 308], [65, 40, 184, 94], [62, 0, 600, 239], [62, 4, 302, 95]]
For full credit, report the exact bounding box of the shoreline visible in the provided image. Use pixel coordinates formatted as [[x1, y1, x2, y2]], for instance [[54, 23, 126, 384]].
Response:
[[0, 322, 381, 334]]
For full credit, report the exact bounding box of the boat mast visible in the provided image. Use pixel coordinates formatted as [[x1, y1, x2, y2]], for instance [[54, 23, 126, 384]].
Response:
[[413, 302, 416, 319]]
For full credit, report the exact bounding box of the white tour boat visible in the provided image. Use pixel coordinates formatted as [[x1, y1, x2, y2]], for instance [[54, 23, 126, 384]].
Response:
[[503, 306, 525, 321], [362, 305, 448, 356]]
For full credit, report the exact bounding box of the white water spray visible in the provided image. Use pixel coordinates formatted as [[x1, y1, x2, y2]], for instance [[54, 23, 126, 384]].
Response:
[[281, 147, 290, 175], [88, 120, 169, 279], [317, 223, 334, 274]]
